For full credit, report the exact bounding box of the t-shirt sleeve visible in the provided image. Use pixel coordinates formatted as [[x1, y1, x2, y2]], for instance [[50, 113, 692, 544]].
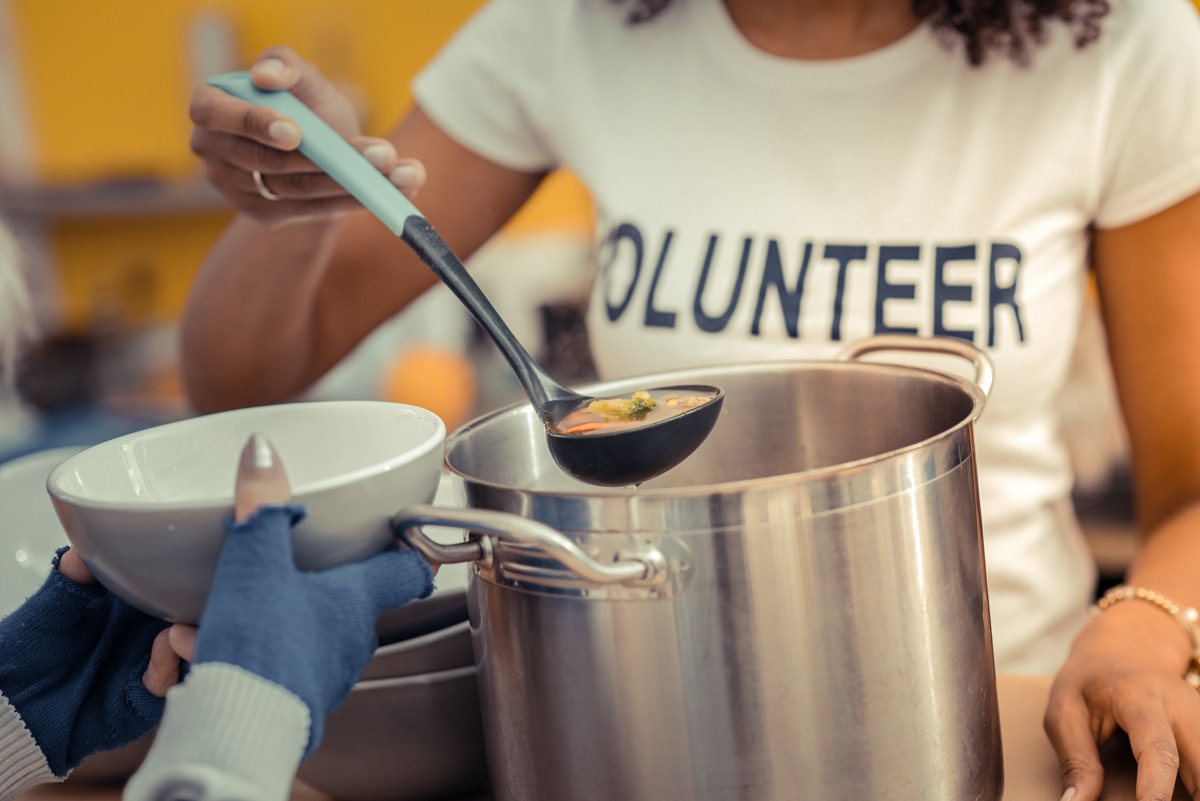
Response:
[[412, 0, 562, 173], [1093, 0, 1200, 229]]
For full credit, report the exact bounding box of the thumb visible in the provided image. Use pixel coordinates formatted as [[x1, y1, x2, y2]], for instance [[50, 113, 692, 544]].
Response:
[[360, 548, 436, 614], [167, 624, 198, 662], [221, 433, 303, 568], [1044, 692, 1106, 801], [251, 46, 360, 139], [56, 547, 96, 585], [141, 628, 183, 698], [220, 504, 306, 573], [249, 45, 306, 92]]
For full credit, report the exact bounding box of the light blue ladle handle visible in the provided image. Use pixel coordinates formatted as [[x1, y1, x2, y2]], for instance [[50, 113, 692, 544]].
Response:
[[206, 69, 584, 417], [207, 71, 424, 234]]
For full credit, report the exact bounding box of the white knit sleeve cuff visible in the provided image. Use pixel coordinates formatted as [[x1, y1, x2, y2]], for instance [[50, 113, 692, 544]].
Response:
[[0, 692, 58, 801], [123, 663, 310, 801]]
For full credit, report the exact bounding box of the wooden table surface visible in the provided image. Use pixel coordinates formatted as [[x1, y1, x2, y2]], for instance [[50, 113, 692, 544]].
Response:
[[17, 674, 1191, 801]]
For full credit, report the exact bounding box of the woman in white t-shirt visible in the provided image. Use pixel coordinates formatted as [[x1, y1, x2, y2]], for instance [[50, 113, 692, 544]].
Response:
[[183, 2, 1200, 799]]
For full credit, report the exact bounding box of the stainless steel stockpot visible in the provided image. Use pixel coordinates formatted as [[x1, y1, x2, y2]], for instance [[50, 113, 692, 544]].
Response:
[[395, 335, 1001, 801]]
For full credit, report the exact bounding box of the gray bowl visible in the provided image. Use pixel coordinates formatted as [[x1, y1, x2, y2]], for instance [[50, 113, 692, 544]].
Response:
[[299, 666, 490, 801], [362, 619, 473, 681], [66, 604, 472, 785], [375, 588, 468, 646]]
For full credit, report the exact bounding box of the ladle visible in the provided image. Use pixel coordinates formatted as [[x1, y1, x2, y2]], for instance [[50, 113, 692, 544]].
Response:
[[209, 72, 723, 487]]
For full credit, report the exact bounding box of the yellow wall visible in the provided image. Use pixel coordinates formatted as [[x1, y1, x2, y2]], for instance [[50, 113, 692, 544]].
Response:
[[8, 1, 481, 182], [51, 213, 235, 330], [7, 0, 591, 331], [21, 0, 1198, 184]]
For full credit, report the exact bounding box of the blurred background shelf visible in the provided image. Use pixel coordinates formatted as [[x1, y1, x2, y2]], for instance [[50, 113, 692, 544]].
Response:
[[0, 178, 225, 219]]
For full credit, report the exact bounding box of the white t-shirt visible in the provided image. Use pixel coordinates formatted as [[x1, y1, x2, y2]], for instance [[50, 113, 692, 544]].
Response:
[[413, 0, 1200, 674]]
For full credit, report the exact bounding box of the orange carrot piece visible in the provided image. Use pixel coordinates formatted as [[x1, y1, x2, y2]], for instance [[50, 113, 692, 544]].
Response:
[[560, 422, 607, 434]]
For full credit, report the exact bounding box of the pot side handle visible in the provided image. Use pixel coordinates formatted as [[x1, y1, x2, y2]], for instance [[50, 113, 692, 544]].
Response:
[[836, 335, 995, 397], [391, 504, 669, 590]]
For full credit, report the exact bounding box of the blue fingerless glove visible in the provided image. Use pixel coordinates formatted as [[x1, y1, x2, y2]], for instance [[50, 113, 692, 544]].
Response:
[[0, 547, 169, 776], [193, 505, 435, 757]]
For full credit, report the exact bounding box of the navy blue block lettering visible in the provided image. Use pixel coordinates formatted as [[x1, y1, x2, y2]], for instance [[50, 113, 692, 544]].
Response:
[[988, 242, 1026, 346], [603, 223, 642, 323], [644, 230, 677, 329], [823, 244, 868, 341], [694, 235, 750, 333], [752, 240, 813, 338], [933, 244, 976, 342], [874, 245, 920, 336]]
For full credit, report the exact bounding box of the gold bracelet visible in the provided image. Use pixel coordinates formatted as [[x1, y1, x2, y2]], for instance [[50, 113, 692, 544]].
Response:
[[1090, 584, 1200, 689]]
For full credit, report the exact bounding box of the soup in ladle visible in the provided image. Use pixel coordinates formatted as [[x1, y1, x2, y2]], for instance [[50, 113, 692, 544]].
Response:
[[555, 390, 717, 435]]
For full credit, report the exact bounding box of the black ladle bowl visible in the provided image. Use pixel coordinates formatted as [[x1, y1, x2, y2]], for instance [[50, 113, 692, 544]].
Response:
[[400, 218, 724, 486], [211, 73, 724, 487], [544, 384, 724, 487]]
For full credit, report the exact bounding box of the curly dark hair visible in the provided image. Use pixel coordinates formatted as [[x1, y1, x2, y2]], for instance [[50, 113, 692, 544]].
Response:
[[617, 0, 1111, 66]]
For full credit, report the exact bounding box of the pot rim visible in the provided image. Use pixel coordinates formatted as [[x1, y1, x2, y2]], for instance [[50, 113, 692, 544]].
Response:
[[445, 357, 987, 498]]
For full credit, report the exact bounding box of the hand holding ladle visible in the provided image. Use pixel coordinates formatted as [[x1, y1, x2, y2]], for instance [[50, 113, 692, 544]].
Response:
[[208, 72, 723, 487]]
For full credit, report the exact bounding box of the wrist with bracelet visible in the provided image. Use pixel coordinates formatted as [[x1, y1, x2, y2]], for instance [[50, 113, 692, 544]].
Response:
[[1090, 584, 1200, 690]]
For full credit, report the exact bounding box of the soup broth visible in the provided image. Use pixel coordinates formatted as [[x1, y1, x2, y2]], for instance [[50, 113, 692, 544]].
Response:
[[555, 390, 715, 435]]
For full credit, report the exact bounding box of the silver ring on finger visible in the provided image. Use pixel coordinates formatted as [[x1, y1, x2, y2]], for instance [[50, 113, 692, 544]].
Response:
[[252, 170, 282, 201]]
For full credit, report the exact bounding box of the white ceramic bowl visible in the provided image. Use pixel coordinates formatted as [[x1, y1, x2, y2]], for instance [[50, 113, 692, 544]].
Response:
[[0, 447, 84, 618], [47, 401, 446, 623]]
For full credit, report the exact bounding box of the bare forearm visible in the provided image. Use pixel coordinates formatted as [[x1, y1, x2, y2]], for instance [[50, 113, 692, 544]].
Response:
[[182, 57, 548, 413], [1091, 194, 1200, 665], [1118, 500, 1200, 665], [181, 215, 342, 412]]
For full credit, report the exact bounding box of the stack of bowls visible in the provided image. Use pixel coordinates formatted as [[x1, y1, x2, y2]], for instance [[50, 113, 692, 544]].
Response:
[[35, 401, 492, 798], [299, 561, 492, 801]]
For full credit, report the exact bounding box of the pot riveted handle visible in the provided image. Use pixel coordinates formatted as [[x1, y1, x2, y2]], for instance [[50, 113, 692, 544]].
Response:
[[836, 335, 995, 397], [391, 504, 669, 590]]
